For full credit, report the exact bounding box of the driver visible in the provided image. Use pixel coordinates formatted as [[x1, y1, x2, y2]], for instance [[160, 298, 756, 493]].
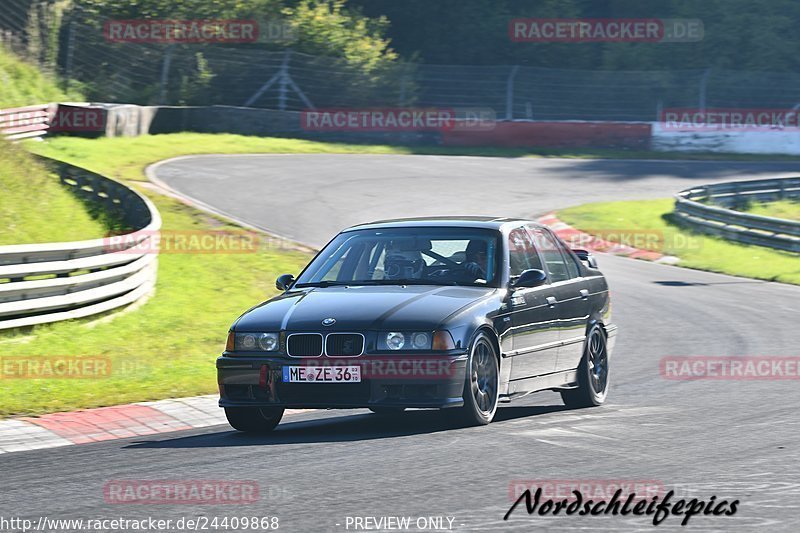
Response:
[[463, 240, 488, 280]]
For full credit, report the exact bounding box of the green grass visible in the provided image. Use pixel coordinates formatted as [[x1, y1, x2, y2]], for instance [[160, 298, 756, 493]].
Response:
[[744, 199, 800, 221], [558, 199, 800, 285], [0, 48, 81, 107], [0, 192, 311, 416], [24, 133, 800, 176], [0, 137, 313, 417], [0, 139, 110, 245]]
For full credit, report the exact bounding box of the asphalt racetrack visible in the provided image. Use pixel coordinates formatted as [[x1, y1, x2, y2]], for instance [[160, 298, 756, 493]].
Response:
[[3, 155, 799, 532]]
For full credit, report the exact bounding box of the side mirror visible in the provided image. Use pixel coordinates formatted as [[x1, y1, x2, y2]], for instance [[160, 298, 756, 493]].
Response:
[[572, 249, 597, 268], [275, 274, 295, 291], [573, 249, 598, 269], [512, 268, 547, 288]]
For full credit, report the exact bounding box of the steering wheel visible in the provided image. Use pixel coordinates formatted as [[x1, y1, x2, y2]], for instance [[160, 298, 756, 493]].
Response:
[[428, 265, 469, 278]]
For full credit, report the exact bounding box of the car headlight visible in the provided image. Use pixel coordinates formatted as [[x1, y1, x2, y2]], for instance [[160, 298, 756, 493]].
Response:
[[233, 332, 279, 352], [379, 331, 433, 351], [386, 332, 405, 350], [411, 332, 430, 349]]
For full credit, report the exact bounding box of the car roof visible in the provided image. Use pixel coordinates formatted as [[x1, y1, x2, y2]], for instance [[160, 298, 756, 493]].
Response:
[[344, 216, 544, 232]]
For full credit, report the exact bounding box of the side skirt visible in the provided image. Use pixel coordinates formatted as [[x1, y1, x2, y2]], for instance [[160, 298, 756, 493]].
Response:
[[500, 368, 579, 401]]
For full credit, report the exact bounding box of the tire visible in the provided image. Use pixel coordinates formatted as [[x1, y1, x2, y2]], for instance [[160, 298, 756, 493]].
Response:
[[368, 406, 406, 415], [459, 331, 500, 425], [560, 324, 609, 408], [224, 406, 284, 433]]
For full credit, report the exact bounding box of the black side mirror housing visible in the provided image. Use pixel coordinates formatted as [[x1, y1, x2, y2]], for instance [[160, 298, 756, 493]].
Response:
[[275, 274, 295, 291], [572, 249, 598, 269], [512, 268, 547, 288]]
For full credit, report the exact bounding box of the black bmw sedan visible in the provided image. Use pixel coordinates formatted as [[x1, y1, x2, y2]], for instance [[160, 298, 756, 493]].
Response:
[[217, 217, 617, 432]]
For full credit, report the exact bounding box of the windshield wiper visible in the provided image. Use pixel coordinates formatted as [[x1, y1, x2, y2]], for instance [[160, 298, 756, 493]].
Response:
[[365, 279, 459, 286], [296, 279, 468, 288], [294, 281, 352, 288]]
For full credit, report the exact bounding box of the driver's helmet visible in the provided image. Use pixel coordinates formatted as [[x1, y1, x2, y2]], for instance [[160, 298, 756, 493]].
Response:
[[465, 239, 488, 263], [384, 243, 424, 280]]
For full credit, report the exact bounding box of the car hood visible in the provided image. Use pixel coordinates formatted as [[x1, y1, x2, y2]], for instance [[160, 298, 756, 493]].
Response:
[[234, 285, 497, 331]]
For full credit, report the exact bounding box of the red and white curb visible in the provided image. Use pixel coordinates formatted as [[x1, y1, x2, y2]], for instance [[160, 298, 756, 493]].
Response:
[[537, 213, 680, 265], [0, 395, 306, 454]]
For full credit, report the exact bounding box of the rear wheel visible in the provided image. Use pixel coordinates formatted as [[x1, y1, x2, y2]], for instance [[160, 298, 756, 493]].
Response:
[[459, 332, 499, 425], [561, 325, 609, 408], [224, 406, 284, 433]]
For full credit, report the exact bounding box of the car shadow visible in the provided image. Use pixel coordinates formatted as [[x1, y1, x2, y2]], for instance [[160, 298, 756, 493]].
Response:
[[653, 280, 766, 287], [124, 404, 573, 449], [539, 158, 800, 181]]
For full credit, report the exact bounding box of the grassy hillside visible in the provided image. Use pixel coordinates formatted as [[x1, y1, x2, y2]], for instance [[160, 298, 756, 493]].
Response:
[[559, 199, 800, 285], [0, 139, 110, 245], [1, 137, 313, 416], [0, 47, 80, 107]]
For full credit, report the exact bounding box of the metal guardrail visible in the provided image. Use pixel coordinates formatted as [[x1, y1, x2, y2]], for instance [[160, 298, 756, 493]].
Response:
[[0, 104, 53, 141], [0, 157, 161, 330], [673, 178, 800, 252]]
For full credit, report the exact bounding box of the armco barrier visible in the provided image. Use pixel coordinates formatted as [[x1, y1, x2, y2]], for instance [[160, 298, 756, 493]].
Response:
[[0, 157, 161, 330], [96, 104, 655, 148], [4, 103, 657, 149], [0, 104, 54, 141], [673, 178, 800, 252]]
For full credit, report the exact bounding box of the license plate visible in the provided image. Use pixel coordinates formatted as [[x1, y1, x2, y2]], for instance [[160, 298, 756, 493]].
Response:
[[283, 366, 361, 383]]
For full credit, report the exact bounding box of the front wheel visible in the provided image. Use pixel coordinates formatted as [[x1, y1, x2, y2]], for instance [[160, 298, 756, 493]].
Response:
[[560, 324, 609, 408], [459, 332, 500, 425], [225, 406, 284, 433]]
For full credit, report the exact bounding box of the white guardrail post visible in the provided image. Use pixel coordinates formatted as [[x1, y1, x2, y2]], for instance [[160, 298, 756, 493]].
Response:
[[0, 156, 161, 330], [673, 177, 800, 253]]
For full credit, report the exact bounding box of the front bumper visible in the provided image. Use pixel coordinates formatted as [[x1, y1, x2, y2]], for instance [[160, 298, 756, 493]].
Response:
[[217, 353, 468, 409]]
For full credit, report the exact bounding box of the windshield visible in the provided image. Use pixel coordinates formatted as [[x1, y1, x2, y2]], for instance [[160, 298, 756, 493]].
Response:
[[295, 227, 502, 288]]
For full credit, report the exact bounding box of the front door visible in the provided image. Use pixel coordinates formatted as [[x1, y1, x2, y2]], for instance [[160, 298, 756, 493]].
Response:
[[530, 227, 590, 373], [507, 227, 560, 380]]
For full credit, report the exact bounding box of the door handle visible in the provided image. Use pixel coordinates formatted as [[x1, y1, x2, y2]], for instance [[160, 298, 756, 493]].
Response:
[[546, 296, 558, 307], [580, 289, 589, 299]]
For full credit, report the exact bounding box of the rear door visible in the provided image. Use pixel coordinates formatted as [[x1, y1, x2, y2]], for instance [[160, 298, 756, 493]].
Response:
[[529, 226, 591, 373], [507, 226, 561, 380]]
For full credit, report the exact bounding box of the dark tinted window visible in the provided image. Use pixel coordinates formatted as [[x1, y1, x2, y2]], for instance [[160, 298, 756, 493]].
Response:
[[295, 227, 502, 287], [557, 239, 581, 279], [508, 227, 543, 277], [530, 228, 570, 282]]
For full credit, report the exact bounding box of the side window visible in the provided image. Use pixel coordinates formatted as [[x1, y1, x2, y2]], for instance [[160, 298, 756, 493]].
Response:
[[321, 246, 355, 281], [530, 228, 571, 283], [508, 227, 543, 277], [556, 238, 581, 279]]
